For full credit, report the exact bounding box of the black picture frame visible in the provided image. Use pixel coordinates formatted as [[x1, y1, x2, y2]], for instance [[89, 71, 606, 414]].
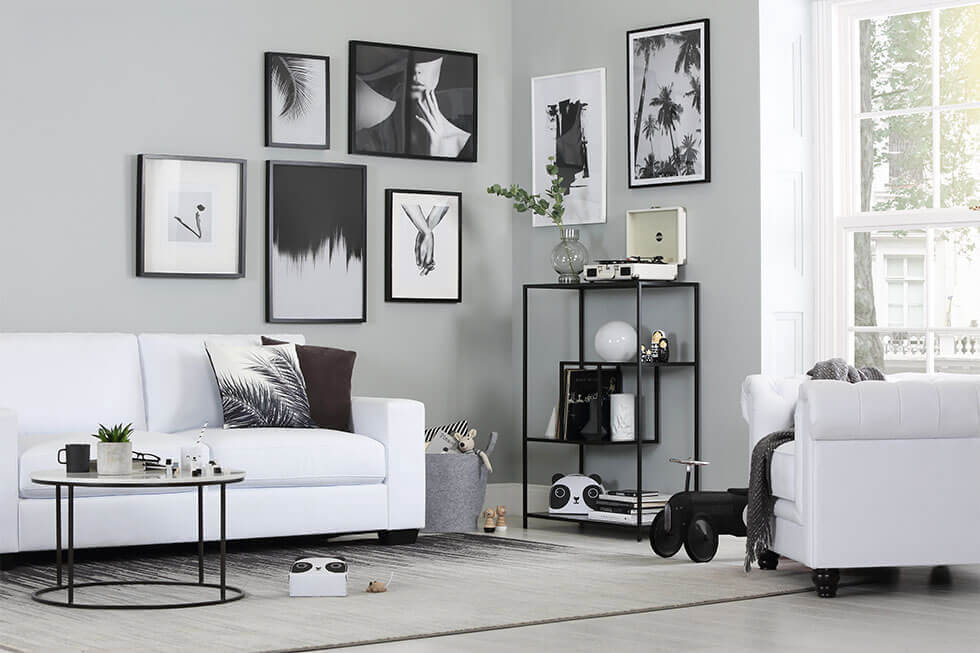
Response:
[[385, 189, 463, 303], [348, 40, 477, 162], [265, 52, 330, 149], [136, 154, 246, 278], [266, 160, 367, 323], [626, 19, 710, 188]]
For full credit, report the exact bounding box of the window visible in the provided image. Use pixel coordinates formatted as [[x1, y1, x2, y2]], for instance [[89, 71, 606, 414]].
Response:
[[823, 0, 980, 374]]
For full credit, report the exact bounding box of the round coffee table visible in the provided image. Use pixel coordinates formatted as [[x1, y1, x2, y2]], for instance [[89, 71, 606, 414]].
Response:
[[30, 468, 246, 609]]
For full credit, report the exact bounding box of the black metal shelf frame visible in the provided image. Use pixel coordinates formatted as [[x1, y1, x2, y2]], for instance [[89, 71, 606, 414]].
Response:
[[521, 280, 700, 541]]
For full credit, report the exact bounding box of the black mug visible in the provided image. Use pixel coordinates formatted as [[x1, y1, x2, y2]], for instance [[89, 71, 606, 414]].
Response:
[[58, 443, 91, 473]]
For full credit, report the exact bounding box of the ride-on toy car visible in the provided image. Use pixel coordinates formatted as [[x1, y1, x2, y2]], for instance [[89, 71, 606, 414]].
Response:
[[649, 458, 748, 563]]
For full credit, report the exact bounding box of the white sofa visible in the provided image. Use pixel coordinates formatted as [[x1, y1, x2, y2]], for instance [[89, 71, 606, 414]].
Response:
[[742, 373, 980, 596], [0, 333, 425, 568]]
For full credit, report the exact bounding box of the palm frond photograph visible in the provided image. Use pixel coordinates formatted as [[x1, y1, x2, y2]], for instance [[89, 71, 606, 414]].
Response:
[[265, 52, 330, 149], [627, 20, 710, 188]]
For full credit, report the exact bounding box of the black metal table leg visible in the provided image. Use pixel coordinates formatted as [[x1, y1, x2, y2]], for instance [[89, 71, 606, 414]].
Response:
[[220, 482, 226, 601], [55, 484, 62, 587], [67, 485, 74, 605], [197, 486, 204, 585]]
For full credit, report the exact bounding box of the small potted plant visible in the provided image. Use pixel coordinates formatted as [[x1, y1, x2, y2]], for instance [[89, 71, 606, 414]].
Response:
[[91, 423, 134, 475]]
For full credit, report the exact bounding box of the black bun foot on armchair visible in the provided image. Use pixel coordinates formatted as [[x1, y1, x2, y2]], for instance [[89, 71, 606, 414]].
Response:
[[0, 553, 18, 571], [757, 549, 780, 570], [378, 529, 419, 545], [812, 568, 840, 598]]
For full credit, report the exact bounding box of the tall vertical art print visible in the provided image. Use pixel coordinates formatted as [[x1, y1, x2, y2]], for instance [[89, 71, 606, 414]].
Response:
[[531, 68, 606, 226], [266, 161, 366, 323], [628, 19, 710, 188]]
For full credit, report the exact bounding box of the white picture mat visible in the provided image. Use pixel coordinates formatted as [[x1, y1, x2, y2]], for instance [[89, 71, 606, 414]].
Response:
[[389, 192, 460, 300], [269, 56, 328, 146], [531, 67, 606, 227], [628, 22, 707, 186], [141, 158, 241, 274]]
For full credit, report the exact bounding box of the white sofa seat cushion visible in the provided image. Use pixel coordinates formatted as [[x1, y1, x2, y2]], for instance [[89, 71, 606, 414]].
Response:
[[770, 440, 795, 501], [20, 431, 196, 498], [176, 428, 386, 488]]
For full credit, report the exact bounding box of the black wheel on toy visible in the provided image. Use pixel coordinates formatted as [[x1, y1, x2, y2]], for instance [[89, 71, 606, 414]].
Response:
[[649, 509, 683, 558], [683, 516, 718, 563]]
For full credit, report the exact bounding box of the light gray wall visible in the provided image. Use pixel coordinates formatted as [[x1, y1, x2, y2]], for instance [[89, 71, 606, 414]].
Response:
[[0, 0, 515, 465], [510, 1, 762, 491]]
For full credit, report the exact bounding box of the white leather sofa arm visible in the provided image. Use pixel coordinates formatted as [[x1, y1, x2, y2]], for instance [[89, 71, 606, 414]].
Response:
[[0, 408, 18, 553], [351, 397, 425, 531], [741, 374, 808, 450], [799, 380, 980, 441]]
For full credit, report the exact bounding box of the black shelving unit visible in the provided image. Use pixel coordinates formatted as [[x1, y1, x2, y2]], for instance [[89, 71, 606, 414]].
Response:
[[522, 279, 700, 540]]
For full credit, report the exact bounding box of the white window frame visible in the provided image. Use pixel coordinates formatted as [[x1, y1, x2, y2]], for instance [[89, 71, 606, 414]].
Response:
[[814, 0, 980, 371], [884, 253, 926, 327]]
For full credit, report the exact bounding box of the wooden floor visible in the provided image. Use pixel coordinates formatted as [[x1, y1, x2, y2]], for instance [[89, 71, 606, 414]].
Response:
[[337, 523, 980, 652]]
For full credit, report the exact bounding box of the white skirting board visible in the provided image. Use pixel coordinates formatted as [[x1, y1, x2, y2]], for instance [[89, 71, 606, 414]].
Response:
[[482, 483, 549, 516]]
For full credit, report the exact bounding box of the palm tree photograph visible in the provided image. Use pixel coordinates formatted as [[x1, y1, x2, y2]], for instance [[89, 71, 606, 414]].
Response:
[[627, 20, 709, 187], [265, 52, 330, 149]]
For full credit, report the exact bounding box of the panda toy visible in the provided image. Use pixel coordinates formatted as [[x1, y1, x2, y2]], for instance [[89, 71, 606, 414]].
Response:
[[289, 557, 348, 597], [549, 473, 604, 515]]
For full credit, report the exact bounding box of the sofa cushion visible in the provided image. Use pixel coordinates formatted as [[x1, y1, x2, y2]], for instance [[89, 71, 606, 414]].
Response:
[[0, 333, 146, 436], [770, 440, 795, 501], [175, 427, 385, 488], [262, 337, 356, 432], [138, 333, 305, 433], [20, 431, 196, 498], [206, 343, 314, 428]]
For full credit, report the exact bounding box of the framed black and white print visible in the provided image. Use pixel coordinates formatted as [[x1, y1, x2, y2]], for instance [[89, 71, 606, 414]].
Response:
[[267, 161, 366, 323], [349, 41, 477, 162], [627, 19, 710, 188], [136, 154, 246, 278], [385, 189, 461, 303], [531, 68, 606, 227], [265, 52, 329, 148]]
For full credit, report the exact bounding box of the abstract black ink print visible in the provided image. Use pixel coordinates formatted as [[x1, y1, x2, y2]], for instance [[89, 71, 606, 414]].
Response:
[[267, 162, 366, 322], [167, 191, 214, 242], [548, 99, 590, 195], [628, 20, 709, 187], [530, 68, 606, 226], [401, 202, 449, 276], [350, 42, 477, 161]]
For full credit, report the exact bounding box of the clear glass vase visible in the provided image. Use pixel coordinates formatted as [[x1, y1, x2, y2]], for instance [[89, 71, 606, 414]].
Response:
[[551, 228, 589, 284]]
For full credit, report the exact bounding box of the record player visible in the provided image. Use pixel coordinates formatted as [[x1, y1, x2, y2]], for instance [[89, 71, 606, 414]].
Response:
[[584, 207, 686, 282]]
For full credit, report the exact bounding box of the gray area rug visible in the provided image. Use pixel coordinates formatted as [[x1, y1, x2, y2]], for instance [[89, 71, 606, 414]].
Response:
[[0, 533, 822, 652]]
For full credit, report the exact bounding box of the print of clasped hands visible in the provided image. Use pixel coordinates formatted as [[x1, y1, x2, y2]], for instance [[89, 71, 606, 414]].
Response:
[[401, 203, 449, 276]]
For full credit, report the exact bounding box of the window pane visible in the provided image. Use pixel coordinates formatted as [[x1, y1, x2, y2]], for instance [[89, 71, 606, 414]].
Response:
[[941, 109, 980, 208], [854, 230, 927, 328], [936, 332, 980, 374], [859, 12, 932, 113], [907, 256, 924, 278], [933, 225, 980, 328], [940, 4, 980, 105], [886, 257, 904, 277], [861, 114, 933, 211], [854, 332, 927, 373], [907, 304, 924, 327]]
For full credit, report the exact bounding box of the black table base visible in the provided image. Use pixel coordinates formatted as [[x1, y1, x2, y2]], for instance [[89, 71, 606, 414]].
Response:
[[33, 482, 243, 609]]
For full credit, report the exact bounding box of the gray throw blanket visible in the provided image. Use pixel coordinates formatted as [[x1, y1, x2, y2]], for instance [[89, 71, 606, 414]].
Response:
[[744, 358, 884, 572]]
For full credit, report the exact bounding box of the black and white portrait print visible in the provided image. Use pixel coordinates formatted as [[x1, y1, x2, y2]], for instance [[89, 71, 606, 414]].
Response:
[[531, 68, 606, 226], [386, 189, 461, 303], [628, 20, 710, 188], [267, 161, 366, 322], [349, 41, 477, 161], [265, 52, 329, 149], [137, 154, 245, 278]]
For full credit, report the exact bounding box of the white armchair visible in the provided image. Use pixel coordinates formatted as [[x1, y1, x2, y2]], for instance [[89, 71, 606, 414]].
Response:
[[742, 374, 980, 597]]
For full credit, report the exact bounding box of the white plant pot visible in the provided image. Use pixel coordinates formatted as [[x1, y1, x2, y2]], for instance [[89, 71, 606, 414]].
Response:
[[97, 441, 133, 475]]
